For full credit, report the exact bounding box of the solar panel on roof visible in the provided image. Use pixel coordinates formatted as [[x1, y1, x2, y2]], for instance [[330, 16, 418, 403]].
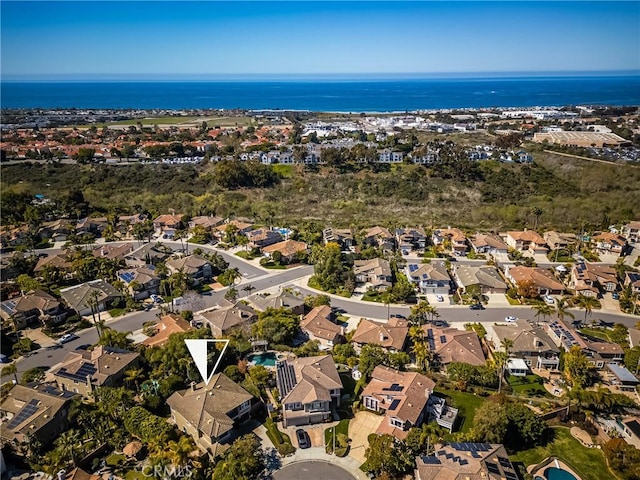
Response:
[[422, 274, 428, 279], [420, 456, 441, 465], [479, 443, 492, 451], [6, 399, 40, 430], [486, 463, 500, 474], [505, 472, 518, 480], [498, 457, 512, 468], [440, 335, 447, 344], [389, 399, 400, 411], [409, 264, 418, 272]]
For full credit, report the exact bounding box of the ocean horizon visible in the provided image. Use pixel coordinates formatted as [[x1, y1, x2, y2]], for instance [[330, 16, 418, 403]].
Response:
[[2, 72, 639, 112]]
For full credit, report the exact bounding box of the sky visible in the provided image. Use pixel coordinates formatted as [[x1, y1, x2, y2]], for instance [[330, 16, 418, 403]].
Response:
[[1, 1, 639, 79]]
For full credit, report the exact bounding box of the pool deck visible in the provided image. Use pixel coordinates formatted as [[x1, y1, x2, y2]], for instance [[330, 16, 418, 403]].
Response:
[[529, 457, 583, 480]]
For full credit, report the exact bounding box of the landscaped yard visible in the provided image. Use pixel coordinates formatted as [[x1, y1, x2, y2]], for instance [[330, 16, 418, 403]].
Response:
[[511, 427, 612, 480], [433, 388, 484, 433], [508, 374, 550, 397], [325, 419, 351, 456]]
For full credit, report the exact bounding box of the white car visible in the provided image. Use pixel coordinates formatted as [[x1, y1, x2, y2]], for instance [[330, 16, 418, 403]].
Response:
[[543, 295, 555, 305], [58, 334, 77, 344], [505, 316, 517, 323], [435, 295, 444, 302], [150, 294, 164, 303]]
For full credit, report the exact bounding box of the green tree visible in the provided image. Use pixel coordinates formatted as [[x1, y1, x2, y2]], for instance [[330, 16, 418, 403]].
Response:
[[555, 297, 575, 323], [362, 434, 413, 478], [251, 308, 300, 344], [531, 303, 555, 322], [564, 345, 591, 389], [575, 294, 600, 324], [212, 434, 266, 480], [468, 398, 508, 444], [603, 438, 640, 480], [98, 327, 132, 349], [358, 344, 389, 377], [1, 363, 18, 383], [224, 287, 238, 302]]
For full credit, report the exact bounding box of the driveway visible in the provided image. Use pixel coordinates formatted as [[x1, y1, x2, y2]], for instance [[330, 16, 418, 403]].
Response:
[[348, 411, 383, 464], [599, 292, 621, 313]]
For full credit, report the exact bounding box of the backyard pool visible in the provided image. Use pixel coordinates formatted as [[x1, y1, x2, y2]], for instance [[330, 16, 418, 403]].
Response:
[[536, 467, 579, 480], [247, 351, 278, 367]]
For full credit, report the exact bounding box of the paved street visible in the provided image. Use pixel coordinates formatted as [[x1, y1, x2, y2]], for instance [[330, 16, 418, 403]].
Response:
[[274, 461, 356, 480]]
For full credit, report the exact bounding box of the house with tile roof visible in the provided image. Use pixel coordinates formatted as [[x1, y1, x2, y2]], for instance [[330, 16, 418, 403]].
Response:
[[167, 373, 256, 457], [141, 313, 193, 348], [52, 346, 140, 397], [622, 221, 640, 243], [543, 231, 577, 251], [262, 239, 308, 263], [0, 383, 77, 452], [34, 253, 73, 274], [300, 305, 344, 350], [152, 214, 184, 238], [452, 265, 508, 294], [422, 326, 486, 368], [196, 301, 257, 338], [469, 233, 509, 256], [92, 243, 134, 261], [352, 317, 409, 354], [189, 215, 225, 231], [0, 289, 66, 330], [569, 262, 618, 297], [361, 226, 395, 252], [247, 289, 305, 315], [361, 366, 437, 440], [117, 265, 160, 300], [166, 255, 212, 284], [59, 279, 123, 316], [405, 261, 452, 295], [396, 227, 428, 254], [354, 258, 392, 291], [276, 355, 342, 428], [246, 228, 283, 249], [624, 271, 640, 294], [432, 228, 468, 257], [505, 230, 548, 254], [504, 265, 564, 295], [415, 443, 517, 480], [592, 232, 628, 256], [492, 320, 560, 371]]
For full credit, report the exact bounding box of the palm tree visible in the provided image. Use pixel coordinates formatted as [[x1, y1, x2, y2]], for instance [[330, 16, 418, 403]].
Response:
[[88, 289, 103, 337], [165, 435, 196, 467], [124, 367, 144, 392], [242, 284, 255, 297], [494, 351, 509, 394], [531, 303, 555, 323], [575, 294, 599, 324], [55, 429, 82, 466], [555, 297, 575, 323], [1, 363, 18, 383]]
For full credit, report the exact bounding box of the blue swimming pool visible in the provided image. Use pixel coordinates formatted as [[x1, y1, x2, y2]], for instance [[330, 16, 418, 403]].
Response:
[[536, 467, 578, 480], [247, 351, 277, 367]]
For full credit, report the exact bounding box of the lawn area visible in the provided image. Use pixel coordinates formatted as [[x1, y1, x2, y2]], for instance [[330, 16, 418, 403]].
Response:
[[206, 116, 254, 127], [508, 374, 550, 398], [272, 164, 295, 177], [77, 116, 199, 127], [433, 388, 484, 433], [511, 427, 612, 480], [579, 327, 613, 343], [361, 291, 385, 303], [325, 419, 350, 456], [108, 308, 126, 317]]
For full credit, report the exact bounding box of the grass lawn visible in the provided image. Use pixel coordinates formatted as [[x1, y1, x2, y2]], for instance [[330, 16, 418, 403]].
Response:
[[508, 374, 550, 398], [511, 427, 612, 480], [106, 453, 126, 467], [433, 388, 484, 433], [108, 308, 126, 317], [272, 164, 295, 177], [361, 291, 385, 303], [579, 327, 613, 343], [206, 116, 254, 127], [506, 296, 521, 306], [325, 419, 351, 455]]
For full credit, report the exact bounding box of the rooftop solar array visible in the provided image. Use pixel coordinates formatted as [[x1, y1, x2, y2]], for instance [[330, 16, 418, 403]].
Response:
[[119, 271, 135, 283], [275, 361, 297, 397], [383, 383, 403, 392], [56, 362, 97, 382], [549, 321, 580, 348], [409, 264, 418, 273], [440, 335, 447, 344], [1, 300, 18, 316], [505, 472, 518, 480], [419, 455, 442, 465], [388, 399, 400, 411], [6, 399, 40, 430], [486, 463, 500, 475], [498, 456, 513, 469]]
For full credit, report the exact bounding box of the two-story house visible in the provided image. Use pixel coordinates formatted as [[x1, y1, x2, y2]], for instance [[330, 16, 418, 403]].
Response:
[[188, 215, 225, 233], [592, 232, 628, 256], [504, 266, 564, 295], [352, 317, 409, 354], [152, 214, 184, 239], [396, 227, 427, 254], [245, 228, 283, 249], [469, 233, 509, 256], [570, 262, 618, 297], [625, 272, 640, 295], [117, 265, 160, 300], [422, 326, 486, 368], [166, 255, 212, 285], [300, 305, 344, 350], [52, 346, 140, 397], [197, 301, 258, 338], [167, 374, 256, 457], [622, 221, 640, 243], [505, 230, 548, 254], [277, 355, 342, 428], [432, 228, 468, 257], [543, 231, 577, 252], [1, 384, 77, 453], [452, 265, 508, 295], [92, 243, 134, 261], [361, 226, 395, 253], [492, 320, 560, 371], [0, 289, 66, 330], [354, 258, 392, 291], [262, 240, 308, 264], [323, 228, 354, 251], [406, 262, 451, 295], [247, 289, 305, 315], [141, 313, 193, 348], [59, 280, 123, 317], [361, 366, 436, 440]]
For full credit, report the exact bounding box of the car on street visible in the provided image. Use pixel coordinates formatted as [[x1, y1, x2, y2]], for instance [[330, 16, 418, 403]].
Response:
[[296, 429, 311, 449], [542, 295, 555, 305], [75, 344, 92, 351], [390, 314, 407, 320], [150, 294, 164, 303], [469, 303, 484, 310], [58, 334, 77, 344], [435, 294, 444, 302], [612, 292, 620, 300], [505, 316, 517, 323]]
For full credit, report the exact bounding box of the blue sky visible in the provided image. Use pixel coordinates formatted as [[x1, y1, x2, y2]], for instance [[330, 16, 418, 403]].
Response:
[[1, 1, 639, 79]]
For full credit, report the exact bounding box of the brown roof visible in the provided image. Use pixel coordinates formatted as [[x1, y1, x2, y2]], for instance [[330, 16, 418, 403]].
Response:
[[279, 355, 342, 405], [415, 443, 516, 480], [361, 366, 435, 440], [166, 373, 253, 440], [92, 243, 133, 260], [52, 346, 139, 387], [352, 318, 408, 351], [300, 306, 342, 342], [423, 326, 485, 366], [199, 302, 257, 336], [593, 232, 627, 246], [166, 255, 210, 274], [190, 216, 224, 229], [470, 233, 509, 251], [507, 230, 546, 244], [34, 253, 72, 272], [214, 220, 253, 232], [153, 214, 184, 226], [507, 266, 565, 292], [364, 226, 393, 240], [5, 289, 61, 314], [436, 228, 466, 243], [142, 313, 193, 347], [262, 239, 308, 257]]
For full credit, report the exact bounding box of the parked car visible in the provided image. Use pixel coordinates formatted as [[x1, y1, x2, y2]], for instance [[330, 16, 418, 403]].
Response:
[[75, 344, 92, 351], [469, 303, 484, 310], [542, 295, 555, 305], [296, 429, 311, 449], [390, 314, 407, 320], [150, 294, 164, 303], [612, 292, 620, 300], [0, 354, 10, 364], [58, 333, 77, 344], [505, 316, 517, 323], [435, 294, 444, 302]]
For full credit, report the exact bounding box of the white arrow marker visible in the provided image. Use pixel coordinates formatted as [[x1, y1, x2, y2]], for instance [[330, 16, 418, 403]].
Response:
[[184, 339, 229, 386]]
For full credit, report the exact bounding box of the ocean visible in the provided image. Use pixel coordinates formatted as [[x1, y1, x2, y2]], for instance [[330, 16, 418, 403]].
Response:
[[1, 74, 639, 111]]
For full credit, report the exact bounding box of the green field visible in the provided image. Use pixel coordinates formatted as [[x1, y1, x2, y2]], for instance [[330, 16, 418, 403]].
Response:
[[511, 427, 612, 480], [206, 116, 255, 127], [76, 116, 200, 127]]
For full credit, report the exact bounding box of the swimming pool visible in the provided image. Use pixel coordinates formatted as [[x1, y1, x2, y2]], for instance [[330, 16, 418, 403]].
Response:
[[535, 467, 578, 480], [247, 351, 278, 367]]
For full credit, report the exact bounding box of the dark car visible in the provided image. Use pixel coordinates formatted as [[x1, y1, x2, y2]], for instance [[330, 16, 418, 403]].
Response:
[[75, 344, 92, 351], [296, 429, 311, 449], [612, 292, 619, 300], [390, 314, 407, 320], [469, 303, 484, 310]]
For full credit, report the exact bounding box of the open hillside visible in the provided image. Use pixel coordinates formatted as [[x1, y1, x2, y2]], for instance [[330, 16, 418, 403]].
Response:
[[2, 149, 639, 232]]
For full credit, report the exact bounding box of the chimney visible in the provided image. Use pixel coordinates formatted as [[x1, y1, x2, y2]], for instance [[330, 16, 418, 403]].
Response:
[[190, 381, 197, 391], [425, 388, 431, 398], [380, 332, 386, 342]]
